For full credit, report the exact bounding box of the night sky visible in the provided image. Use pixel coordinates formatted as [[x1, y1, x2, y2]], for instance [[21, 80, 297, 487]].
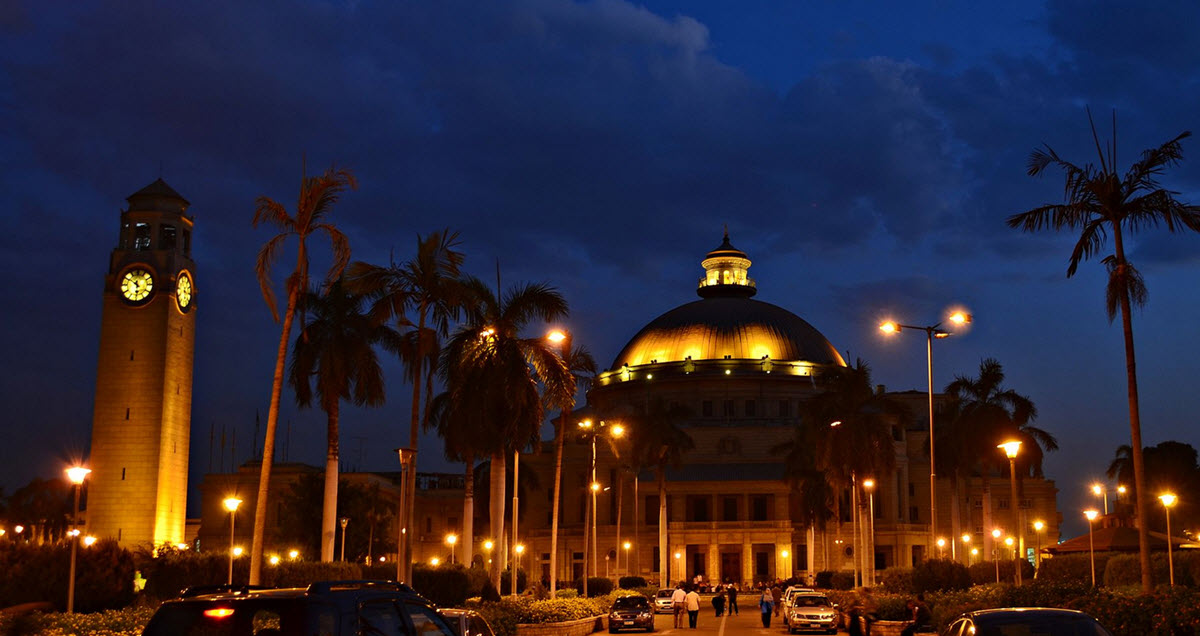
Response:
[[3, 1, 1199, 537]]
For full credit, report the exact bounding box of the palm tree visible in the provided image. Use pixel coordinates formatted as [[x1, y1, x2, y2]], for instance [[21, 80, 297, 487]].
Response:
[[288, 279, 401, 561], [544, 340, 596, 597], [772, 424, 836, 531], [628, 397, 693, 583], [250, 166, 356, 583], [428, 389, 486, 571], [345, 229, 465, 579], [1008, 112, 1200, 592], [440, 277, 571, 590], [939, 358, 1054, 560]]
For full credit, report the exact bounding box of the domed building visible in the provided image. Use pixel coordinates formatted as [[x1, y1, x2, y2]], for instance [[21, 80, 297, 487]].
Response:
[[476, 234, 1059, 587]]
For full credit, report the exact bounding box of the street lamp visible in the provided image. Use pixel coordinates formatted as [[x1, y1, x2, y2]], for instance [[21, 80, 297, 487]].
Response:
[[1092, 483, 1109, 515], [547, 328, 572, 600], [991, 528, 1002, 583], [623, 541, 632, 576], [936, 537, 946, 558], [339, 517, 350, 562], [446, 533, 458, 565], [1160, 494, 1177, 586], [1084, 509, 1099, 587], [961, 533, 972, 567], [223, 497, 243, 584], [674, 551, 682, 583], [65, 466, 90, 613], [288, 549, 300, 560], [998, 440, 1023, 585], [863, 478, 876, 585], [880, 310, 971, 553], [1032, 520, 1045, 573], [515, 543, 525, 585]]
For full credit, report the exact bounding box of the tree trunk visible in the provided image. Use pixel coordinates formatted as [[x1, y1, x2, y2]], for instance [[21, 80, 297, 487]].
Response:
[[951, 473, 962, 564], [463, 453, 474, 570], [658, 468, 668, 584], [550, 411, 567, 597], [616, 470, 623, 576], [321, 400, 340, 562], [250, 280, 301, 584], [401, 306, 429, 583], [489, 452, 506, 591]]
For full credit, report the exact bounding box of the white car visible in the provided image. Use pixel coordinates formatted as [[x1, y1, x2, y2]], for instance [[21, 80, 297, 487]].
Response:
[[653, 588, 676, 614], [784, 592, 838, 635], [780, 585, 814, 615]]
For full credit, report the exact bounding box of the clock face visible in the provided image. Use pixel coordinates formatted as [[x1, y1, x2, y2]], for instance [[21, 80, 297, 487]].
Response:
[[176, 273, 193, 310], [120, 268, 154, 303]]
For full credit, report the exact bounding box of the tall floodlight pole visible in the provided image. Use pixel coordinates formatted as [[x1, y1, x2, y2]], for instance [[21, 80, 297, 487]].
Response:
[[223, 497, 243, 585], [999, 441, 1023, 585], [1084, 509, 1099, 586], [880, 311, 971, 555], [1160, 494, 1177, 586]]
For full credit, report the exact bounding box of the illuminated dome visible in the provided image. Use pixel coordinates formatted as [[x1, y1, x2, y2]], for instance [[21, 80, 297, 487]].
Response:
[[610, 233, 845, 369]]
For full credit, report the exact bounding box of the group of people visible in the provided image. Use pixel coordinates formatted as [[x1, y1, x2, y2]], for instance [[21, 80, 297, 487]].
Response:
[[669, 581, 741, 629]]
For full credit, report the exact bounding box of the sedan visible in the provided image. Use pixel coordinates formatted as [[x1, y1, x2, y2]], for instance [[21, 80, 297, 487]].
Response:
[[941, 608, 1112, 636], [439, 608, 495, 636], [609, 595, 655, 633]]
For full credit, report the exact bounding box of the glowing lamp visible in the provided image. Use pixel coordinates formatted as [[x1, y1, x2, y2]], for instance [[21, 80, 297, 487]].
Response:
[[998, 441, 1021, 459], [223, 497, 242, 512], [66, 466, 91, 485], [1084, 509, 1099, 521], [1160, 493, 1178, 508]]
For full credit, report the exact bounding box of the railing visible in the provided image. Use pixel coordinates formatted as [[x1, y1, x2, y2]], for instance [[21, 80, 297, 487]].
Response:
[[670, 520, 793, 531]]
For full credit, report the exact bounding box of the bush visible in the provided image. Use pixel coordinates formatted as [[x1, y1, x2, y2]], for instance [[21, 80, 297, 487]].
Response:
[[576, 576, 613, 597], [967, 559, 1033, 586], [878, 567, 913, 593], [411, 563, 473, 607], [872, 593, 912, 620], [830, 570, 856, 590], [1037, 552, 1115, 584], [814, 571, 835, 589], [618, 575, 647, 589], [0, 539, 136, 612], [912, 559, 971, 593], [499, 568, 528, 595], [0, 605, 156, 636], [467, 595, 609, 636], [1103, 553, 1174, 588], [555, 588, 578, 599], [141, 550, 362, 601]]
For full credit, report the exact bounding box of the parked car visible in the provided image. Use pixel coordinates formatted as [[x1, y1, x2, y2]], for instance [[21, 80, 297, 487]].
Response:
[[781, 585, 815, 614], [783, 591, 837, 634], [941, 608, 1113, 636], [609, 595, 655, 633], [439, 608, 496, 636], [653, 588, 675, 613], [141, 580, 458, 636]]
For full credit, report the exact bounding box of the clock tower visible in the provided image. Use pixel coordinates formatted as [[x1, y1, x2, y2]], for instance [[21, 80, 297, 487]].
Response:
[[87, 179, 196, 548]]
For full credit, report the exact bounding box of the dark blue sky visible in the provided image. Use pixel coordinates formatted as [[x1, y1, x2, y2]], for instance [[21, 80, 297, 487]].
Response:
[[2, 1, 1199, 536]]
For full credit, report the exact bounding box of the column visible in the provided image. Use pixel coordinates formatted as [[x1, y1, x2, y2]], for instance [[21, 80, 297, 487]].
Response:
[[707, 544, 720, 584], [742, 539, 753, 585]]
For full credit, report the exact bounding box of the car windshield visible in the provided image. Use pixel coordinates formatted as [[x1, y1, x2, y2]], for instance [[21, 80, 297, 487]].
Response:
[[614, 597, 649, 609], [656, 590, 674, 598], [975, 614, 1113, 636], [793, 596, 829, 608]]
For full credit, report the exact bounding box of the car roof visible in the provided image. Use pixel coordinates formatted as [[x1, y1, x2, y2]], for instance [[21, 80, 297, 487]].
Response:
[[968, 608, 1095, 622]]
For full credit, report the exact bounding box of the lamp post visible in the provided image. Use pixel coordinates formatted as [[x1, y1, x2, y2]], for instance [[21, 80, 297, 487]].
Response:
[[514, 543, 525, 587], [547, 328, 571, 600], [223, 497, 243, 584], [483, 539, 494, 568], [446, 533, 458, 565], [623, 541, 632, 576], [339, 517, 350, 562], [674, 551, 682, 583], [998, 440, 1023, 585], [880, 311, 971, 554], [961, 533, 972, 567], [1084, 509, 1099, 587], [65, 466, 90, 613], [1160, 494, 1177, 586], [1092, 483, 1109, 516], [936, 537, 946, 558], [991, 528, 1002, 583], [394, 447, 415, 582], [863, 478, 876, 585], [1032, 520, 1045, 574]]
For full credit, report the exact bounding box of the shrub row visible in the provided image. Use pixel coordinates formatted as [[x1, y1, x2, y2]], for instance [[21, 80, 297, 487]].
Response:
[[0, 540, 135, 612], [466, 591, 636, 636]]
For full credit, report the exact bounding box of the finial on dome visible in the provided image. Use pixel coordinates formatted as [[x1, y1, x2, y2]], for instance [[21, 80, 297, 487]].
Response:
[[697, 232, 755, 298]]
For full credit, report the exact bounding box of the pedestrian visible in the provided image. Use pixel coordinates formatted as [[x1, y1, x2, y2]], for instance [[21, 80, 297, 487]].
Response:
[[685, 585, 701, 628], [712, 587, 725, 617], [758, 587, 774, 628], [672, 583, 687, 629], [901, 594, 933, 636], [771, 583, 782, 617], [727, 583, 739, 615]]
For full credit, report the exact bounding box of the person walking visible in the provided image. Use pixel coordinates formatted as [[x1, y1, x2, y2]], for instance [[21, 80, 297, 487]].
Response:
[[771, 583, 782, 617], [712, 587, 726, 617], [727, 583, 739, 615], [758, 587, 775, 628], [672, 583, 687, 629], [685, 585, 701, 628]]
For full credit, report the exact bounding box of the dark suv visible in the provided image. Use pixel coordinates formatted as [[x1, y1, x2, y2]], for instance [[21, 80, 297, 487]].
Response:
[[141, 580, 458, 636]]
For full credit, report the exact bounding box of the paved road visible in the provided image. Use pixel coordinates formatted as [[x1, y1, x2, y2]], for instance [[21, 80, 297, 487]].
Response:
[[636, 610, 848, 635]]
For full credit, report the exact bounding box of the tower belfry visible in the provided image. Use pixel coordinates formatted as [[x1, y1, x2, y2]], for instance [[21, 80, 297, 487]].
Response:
[[87, 179, 196, 548]]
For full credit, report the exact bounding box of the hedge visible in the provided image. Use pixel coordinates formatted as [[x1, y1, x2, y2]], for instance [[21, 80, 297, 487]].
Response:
[[618, 575, 647, 589], [0, 540, 135, 612]]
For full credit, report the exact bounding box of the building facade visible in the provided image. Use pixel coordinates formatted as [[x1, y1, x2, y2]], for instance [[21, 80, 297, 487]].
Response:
[[502, 234, 1061, 586], [87, 179, 197, 548]]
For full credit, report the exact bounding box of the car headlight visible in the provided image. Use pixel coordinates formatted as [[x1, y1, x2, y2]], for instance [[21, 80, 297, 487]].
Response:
[[640, 612, 652, 619]]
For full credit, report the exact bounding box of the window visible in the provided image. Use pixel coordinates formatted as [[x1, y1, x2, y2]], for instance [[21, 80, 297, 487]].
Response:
[[909, 506, 920, 522], [652, 547, 660, 571], [134, 223, 152, 250], [722, 497, 738, 521], [998, 499, 1010, 510], [751, 496, 769, 521], [359, 600, 405, 636], [159, 224, 177, 251], [908, 483, 915, 497], [722, 400, 734, 416], [755, 552, 768, 576], [120, 222, 131, 249], [690, 496, 710, 522], [744, 400, 756, 416], [702, 401, 713, 417], [182, 229, 192, 256], [405, 602, 455, 636], [646, 496, 659, 525], [425, 517, 432, 533], [778, 400, 790, 417]]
